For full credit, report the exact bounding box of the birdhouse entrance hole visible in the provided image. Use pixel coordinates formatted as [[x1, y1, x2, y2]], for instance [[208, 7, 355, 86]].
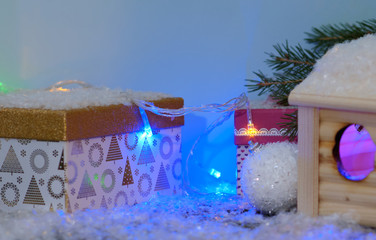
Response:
[[333, 124, 376, 181]]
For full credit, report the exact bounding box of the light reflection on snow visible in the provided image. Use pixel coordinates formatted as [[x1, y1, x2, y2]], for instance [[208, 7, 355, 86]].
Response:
[[0, 193, 374, 240]]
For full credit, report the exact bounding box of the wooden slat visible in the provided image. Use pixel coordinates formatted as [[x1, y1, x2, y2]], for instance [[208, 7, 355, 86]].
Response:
[[319, 121, 347, 142], [319, 141, 335, 163], [319, 162, 376, 187], [319, 201, 376, 227], [289, 92, 376, 115], [320, 180, 376, 208], [320, 109, 376, 146], [320, 109, 376, 126], [297, 107, 320, 216]]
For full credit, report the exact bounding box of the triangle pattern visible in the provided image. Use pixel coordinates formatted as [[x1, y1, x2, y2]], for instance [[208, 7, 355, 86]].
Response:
[[138, 139, 155, 165], [0, 145, 24, 175], [58, 149, 64, 170], [71, 141, 84, 155], [23, 175, 45, 206], [77, 170, 97, 199], [106, 135, 123, 162], [100, 195, 108, 209], [154, 162, 170, 191], [122, 157, 134, 186]]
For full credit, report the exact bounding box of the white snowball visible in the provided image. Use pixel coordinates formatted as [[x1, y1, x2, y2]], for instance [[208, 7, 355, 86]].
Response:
[[240, 141, 298, 215]]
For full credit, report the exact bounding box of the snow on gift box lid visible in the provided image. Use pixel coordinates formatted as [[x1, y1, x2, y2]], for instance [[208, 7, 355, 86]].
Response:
[[0, 83, 184, 141]]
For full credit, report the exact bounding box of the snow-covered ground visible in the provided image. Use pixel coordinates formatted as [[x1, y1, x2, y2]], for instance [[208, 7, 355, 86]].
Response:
[[2, 193, 375, 240]]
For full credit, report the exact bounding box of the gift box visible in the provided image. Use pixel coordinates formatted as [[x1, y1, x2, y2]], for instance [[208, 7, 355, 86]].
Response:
[[234, 108, 296, 195], [0, 88, 184, 212]]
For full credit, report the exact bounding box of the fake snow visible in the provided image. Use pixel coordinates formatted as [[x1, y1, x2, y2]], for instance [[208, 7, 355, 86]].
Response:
[[241, 142, 298, 215], [291, 34, 376, 99], [0, 193, 375, 240], [249, 97, 296, 109], [0, 88, 171, 110]]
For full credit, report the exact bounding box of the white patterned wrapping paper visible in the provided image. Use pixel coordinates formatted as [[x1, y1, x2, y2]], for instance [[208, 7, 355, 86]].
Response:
[[236, 145, 249, 196], [0, 127, 182, 212], [0, 139, 65, 211], [66, 127, 182, 211]]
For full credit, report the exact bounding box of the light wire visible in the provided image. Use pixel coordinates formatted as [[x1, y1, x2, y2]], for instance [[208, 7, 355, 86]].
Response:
[[133, 93, 249, 193]]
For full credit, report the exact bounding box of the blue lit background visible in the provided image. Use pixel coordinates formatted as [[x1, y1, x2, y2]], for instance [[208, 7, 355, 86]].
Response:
[[0, 1, 375, 193]]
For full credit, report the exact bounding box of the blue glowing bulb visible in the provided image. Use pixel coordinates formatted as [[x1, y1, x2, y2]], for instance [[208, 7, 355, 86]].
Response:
[[209, 168, 221, 179], [139, 108, 153, 137]]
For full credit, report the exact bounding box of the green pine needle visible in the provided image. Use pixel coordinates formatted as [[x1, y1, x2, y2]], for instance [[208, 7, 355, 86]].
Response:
[[278, 111, 298, 142], [305, 18, 376, 53]]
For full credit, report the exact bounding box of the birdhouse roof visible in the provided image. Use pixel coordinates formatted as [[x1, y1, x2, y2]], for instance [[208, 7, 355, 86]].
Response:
[[288, 34, 376, 113]]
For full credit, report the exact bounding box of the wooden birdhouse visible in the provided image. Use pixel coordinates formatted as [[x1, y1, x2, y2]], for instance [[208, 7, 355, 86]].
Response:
[[288, 34, 376, 227]]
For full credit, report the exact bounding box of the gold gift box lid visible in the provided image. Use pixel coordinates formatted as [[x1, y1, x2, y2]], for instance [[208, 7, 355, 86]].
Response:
[[0, 97, 184, 141]]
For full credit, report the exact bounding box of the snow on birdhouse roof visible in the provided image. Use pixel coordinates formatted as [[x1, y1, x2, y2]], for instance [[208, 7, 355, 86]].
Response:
[[289, 34, 376, 113]]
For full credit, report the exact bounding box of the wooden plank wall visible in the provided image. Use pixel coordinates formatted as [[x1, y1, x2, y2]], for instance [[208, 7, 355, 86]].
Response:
[[318, 109, 376, 227], [297, 107, 320, 216]]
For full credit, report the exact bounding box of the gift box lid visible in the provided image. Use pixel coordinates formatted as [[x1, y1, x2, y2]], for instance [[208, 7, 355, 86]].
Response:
[[234, 108, 296, 145], [0, 87, 184, 141]]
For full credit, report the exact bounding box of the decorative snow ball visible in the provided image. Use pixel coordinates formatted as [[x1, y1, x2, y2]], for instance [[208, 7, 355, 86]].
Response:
[[240, 141, 298, 215]]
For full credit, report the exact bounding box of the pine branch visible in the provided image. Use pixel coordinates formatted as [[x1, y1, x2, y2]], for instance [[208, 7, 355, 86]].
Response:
[[254, 79, 303, 87], [265, 42, 320, 74], [245, 71, 274, 96], [305, 18, 376, 53], [245, 42, 317, 103], [278, 111, 298, 141]]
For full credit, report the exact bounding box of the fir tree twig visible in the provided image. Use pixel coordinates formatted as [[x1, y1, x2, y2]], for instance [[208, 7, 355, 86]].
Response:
[[278, 111, 298, 142], [305, 18, 376, 53]]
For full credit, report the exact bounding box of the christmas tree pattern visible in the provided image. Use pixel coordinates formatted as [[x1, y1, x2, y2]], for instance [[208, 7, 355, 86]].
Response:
[[77, 170, 97, 200], [100, 195, 108, 209], [122, 157, 134, 187], [154, 163, 170, 191], [49, 203, 54, 212], [58, 149, 64, 170], [0, 146, 24, 176], [106, 135, 123, 163], [23, 175, 45, 207], [67, 198, 72, 212], [137, 139, 155, 165], [71, 141, 83, 155]]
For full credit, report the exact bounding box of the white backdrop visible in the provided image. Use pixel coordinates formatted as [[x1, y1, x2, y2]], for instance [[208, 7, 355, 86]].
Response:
[[0, 1, 375, 192]]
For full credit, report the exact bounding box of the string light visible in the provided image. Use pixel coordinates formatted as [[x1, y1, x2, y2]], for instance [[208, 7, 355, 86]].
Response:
[[139, 108, 153, 138], [45, 80, 93, 92], [132, 92, 249, 118], [134, 92, 250, 193], [209, 168, 221, 179], [44, 81, 251, 194], [247, 122, 258, 136]]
